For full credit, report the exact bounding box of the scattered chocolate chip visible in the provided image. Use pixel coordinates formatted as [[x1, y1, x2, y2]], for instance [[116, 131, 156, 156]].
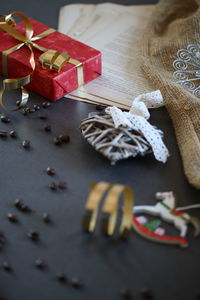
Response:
[[7, 213, 18, 223], [25, 107, 30, 114], [14, 199, 31, 212], [49, 182, 57, 190], [38, 114, 48, 120], [21, 108, 28, 115], [43, 125, 51, 132], [56, 272, 67, 283], [14, 198, 23, 208], [53, 136, 62, 145], [140, 288, 153, 299], [29, 107, 36, 113], [70, 277, 82, 289], [1, 115, 10, 123], [42, 101, 51, 108], [27, 230, 39, 241], [59, 135, 70, 143], [21, 204, 31, 212], [120, 288, 132, 299], [42, 213, 51, 223], [96, 104, 105, 111], [33, 104, 41, 110], [0, 130, 7, 137], [35, 258, 46, 269], [46, 167, 56, 176], [9, 130, 17, 138], [22, 140, 31, 149], [2, 261, 12, 272], [58, 181, 67, 189]]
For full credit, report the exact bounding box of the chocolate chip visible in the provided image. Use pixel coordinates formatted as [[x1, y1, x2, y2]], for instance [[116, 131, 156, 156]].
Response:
[[42, 101, 51, 108], [22, 108, 28, 115], [27, 230, 39, 241], [59, 135, 70, 143], [140, 288, 153, 299], [21, 204, 31, 212], [38, 114, 48, 120], [14, 199, 31, 212], [9, 130, 17, 138], [42, 213, 51, 223], [70, 277, 82, 289], [33, 104, 41, 110], [56, 272, 67, 282], [29, 108, 36, 113], [53, 137, 62, 145], [1, 115, 10, 123], [120, 288, 132, 299], [58, 181, 67, 189], [25, 107, 30, 114], [22, 140, 30, 148], [0, 130, 7, 137], [46, 167, 56, 176], [2, 261, 12, 272], [96, 105, 105, 111], [49, 182, 57, 190], [7, 213, 18, 223], [43, 125, 51, 132], [35, 258, 46, 269], [14, 198, 23, 208]]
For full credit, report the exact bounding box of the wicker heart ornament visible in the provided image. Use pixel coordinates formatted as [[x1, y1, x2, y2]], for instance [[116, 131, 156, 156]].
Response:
[[80, 91, 169, 164], [80, 112, 152, 164]]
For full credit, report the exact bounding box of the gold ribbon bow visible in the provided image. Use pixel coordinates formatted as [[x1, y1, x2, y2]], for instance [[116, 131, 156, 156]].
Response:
[[82, 182, 134, 239], [0, 12, 83, 110]]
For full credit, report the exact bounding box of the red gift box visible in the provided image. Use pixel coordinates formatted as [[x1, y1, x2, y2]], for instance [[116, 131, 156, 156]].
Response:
[[0, 18, 102, 101]]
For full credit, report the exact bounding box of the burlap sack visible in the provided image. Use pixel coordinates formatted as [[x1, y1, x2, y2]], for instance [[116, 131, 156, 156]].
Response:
[[141, 0, 200, 189]]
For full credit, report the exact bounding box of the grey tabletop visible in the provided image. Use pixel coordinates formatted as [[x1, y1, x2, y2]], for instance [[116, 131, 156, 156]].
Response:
[[0, 1, 200, 300]]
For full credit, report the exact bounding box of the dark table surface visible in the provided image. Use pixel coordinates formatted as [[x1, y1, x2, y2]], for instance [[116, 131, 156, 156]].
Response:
[[0, 1, 200, 300]]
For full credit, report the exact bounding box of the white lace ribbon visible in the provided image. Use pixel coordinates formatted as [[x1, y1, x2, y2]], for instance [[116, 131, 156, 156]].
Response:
[[105, 90, 169, 163]]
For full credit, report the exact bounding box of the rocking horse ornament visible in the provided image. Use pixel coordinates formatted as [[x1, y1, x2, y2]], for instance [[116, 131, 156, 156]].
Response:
[[132, 192, 200, 247]]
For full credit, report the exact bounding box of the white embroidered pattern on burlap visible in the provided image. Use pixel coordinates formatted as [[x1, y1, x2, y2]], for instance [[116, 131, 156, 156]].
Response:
[[173, 44, 200, 98]]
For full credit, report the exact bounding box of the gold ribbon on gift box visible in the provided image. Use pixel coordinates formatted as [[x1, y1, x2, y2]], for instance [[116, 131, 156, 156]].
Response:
[[0, 12, 84, 110]]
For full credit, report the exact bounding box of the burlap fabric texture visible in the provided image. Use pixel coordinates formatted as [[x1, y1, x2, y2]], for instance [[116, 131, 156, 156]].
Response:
[[141, 0, 200, 189]]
